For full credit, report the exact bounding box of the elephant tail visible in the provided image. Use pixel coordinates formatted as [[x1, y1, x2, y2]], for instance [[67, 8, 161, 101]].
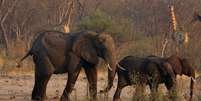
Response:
[[16, 51, 32, 68]]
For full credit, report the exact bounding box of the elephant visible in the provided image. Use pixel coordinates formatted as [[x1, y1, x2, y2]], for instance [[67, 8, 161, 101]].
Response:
[[109, 55, 195, 101], [148, 54, 195, 101], [110, 55, 176, 101], [16, 30, 117, 101]]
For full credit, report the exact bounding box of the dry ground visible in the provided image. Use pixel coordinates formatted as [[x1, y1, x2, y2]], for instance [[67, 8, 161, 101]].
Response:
[[0, 70, 201, 101]]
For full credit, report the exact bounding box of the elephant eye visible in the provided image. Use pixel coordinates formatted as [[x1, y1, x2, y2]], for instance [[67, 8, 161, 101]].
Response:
[[98, 48, 105, 57], [98, 46, 107, 57]]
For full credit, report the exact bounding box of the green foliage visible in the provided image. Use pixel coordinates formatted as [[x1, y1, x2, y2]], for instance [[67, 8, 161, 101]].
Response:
[[79, 9, 113, 33], [78, 9, 133, 40], [110, 17, 134, 39]]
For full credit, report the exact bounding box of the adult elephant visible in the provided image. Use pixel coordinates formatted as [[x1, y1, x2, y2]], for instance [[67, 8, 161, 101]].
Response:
[[17, 30, 117, 101], [109, 56, 176, 101]]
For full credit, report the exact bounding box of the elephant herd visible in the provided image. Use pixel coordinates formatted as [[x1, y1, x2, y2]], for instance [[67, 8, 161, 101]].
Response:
[[17, 30, 195, 101], [111, 55, 195, 101]]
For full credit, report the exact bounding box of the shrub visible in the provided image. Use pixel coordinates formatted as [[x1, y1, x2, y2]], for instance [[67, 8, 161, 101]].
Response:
[[79, 9, 113, 33]]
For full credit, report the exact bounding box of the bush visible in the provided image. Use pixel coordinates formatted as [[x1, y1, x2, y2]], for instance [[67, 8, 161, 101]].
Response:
[[79, 9, 113, 33], [78, 9, 134, 43]]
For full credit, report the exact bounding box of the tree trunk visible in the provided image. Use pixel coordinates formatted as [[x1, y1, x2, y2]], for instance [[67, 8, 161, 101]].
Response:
[[64, 24, 70, 33]]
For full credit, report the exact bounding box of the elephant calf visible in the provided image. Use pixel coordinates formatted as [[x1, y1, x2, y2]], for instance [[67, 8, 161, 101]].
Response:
[[113, 56, 176, 101], [148, 55, 195, 101], [112, 55, 195, 101]]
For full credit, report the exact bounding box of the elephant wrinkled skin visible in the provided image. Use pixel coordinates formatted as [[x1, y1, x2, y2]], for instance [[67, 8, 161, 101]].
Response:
[[17, 30, 117, 101], [149, 55, 195, 101], [164, 54, 195, 101], [112, 56, 176, 101], [111, 55, 195, 101]]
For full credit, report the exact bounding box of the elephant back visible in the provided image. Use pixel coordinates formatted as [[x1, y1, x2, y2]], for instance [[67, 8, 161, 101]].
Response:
[[146, 56, 166, 75], [118, 56, 149, 84]]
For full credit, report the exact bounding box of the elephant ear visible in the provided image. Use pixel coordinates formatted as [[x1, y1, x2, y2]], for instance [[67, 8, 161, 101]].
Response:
[[72, 33, 99, 64], [162, 62, 176, 79], [166, 55, 183, 75], [180, 58, 195, 77], [155, 60, 175, 78]]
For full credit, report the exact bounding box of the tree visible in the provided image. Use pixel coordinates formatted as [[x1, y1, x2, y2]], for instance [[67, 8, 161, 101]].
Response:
[[0, 0, 18, 53], [79, 9, 113, 32]]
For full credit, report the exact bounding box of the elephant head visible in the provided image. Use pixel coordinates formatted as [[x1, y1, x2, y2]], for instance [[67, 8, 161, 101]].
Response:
[[72, 31, 117, 91], [166, 55, 195, 78], [147, 56, 176, 85], [166, 55, 195, 101]]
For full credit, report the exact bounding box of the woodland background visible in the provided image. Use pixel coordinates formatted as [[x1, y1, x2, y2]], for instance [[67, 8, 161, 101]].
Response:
[[0, 0, 201, 73]]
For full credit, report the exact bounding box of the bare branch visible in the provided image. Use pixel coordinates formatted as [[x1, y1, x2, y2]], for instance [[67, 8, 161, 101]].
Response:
[[0, 0, 5, 8], [0, 0, 18, 51], [161, 38, 168, 57], [1, 0, 18, 23]]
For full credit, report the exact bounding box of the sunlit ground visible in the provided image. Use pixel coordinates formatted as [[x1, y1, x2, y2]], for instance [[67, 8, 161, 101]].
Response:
[[0, 70, 200, 101]]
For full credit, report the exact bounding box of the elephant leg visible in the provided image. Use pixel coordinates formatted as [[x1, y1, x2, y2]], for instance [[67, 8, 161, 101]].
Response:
[[60, 65, 81, 101], [84, 66, 97, 101], [113, 82, 127, 101], [32, 74, 51, 100], [149, 82, 159, 101], [60, 52, 81, 101], [32, 55, 53, 101], [165, 77, 177, 101], [113, 71, 129, 101]]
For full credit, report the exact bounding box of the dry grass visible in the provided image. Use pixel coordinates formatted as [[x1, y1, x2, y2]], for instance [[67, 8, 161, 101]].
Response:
[[0, 70, 200, 101], [0, 46, 201, 101], [0, 55, 201, 101]]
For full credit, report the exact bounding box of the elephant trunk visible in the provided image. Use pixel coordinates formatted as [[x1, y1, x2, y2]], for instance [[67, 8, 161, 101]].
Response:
[[101, 53, 117, 93], [189, 69, 195, 101], [107, 62, 116, 91]]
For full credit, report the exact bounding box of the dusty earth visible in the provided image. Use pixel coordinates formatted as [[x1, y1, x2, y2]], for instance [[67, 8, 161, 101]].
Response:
[[0, 70, 201, 101]]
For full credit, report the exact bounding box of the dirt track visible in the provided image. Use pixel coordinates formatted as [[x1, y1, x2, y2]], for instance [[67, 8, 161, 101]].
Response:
[[0, 71, 200, 101]]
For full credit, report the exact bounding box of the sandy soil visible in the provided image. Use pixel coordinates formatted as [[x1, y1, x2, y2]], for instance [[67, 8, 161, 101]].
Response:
[[0, 71, 200, 101]]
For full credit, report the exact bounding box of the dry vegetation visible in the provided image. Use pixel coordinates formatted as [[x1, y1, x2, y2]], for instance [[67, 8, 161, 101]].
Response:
[[0, 0, 201, 101], [0, 71, 201, 101]]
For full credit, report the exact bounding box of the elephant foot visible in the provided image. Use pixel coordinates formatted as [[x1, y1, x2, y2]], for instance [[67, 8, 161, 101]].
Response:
[[88, 94, 97, 101], [32, 96, 48, 101], [88, 98, 97, 101], [31, 96, 42, 101], [113, 98, 121, 101], [32, 94, 47, 101], [60, 95, 70, 101], [99, 88, 109, 93]]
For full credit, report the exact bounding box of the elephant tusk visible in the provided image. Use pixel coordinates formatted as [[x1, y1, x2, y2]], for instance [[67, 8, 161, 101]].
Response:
[[191, 77, 196, 82], [117, 63, 126, 71], [107, 64, 113, 71]]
